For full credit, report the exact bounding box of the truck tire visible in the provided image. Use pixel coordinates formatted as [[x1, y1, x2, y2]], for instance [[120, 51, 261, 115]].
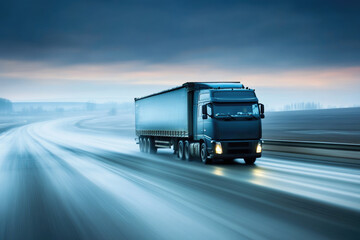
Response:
[[146, 138, 153, 154], [184, 141, 190, 161], [143, 138, 147, 153], [148, 138, 157, 154], [147, 138, 151, 153], [201, 142, 211, 164], [139, 138, 144, 152], [143, 138, 148, 153], [178, 140, 185, 160], [244, 157, 256, 165]]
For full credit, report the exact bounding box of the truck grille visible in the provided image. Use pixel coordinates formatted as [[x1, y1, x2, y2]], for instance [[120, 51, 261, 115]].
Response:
[[227, 149, 250, 154], [227, 142, 250, 148], [226, 141, 252, 154]]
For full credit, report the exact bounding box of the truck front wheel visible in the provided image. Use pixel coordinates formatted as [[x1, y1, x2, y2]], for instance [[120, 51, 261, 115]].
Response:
[[244, 157, 256, 165], [201, 143, 211, 164]]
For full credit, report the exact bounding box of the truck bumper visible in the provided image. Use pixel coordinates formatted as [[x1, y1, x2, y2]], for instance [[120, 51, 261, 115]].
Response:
[[209, 140, 262, 159]]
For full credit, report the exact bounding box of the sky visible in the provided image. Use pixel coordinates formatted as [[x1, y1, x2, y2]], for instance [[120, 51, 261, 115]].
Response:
[[0, 0, 359, 110]]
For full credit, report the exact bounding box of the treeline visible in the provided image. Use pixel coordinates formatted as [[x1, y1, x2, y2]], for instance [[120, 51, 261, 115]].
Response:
[[0, 98, 12, 114], [283, 102, 321, 111], [0, 99, 133, 115]]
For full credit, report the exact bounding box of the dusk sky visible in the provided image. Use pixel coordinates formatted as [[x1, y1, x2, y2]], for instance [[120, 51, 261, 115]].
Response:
[[1, 0, 359, 109]]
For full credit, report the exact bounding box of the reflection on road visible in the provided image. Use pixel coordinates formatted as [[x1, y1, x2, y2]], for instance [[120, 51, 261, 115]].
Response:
[[0, 116, 359, 240]]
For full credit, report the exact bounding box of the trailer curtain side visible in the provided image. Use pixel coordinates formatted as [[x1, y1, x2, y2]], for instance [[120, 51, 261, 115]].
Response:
[[135, 87, 190, 137]]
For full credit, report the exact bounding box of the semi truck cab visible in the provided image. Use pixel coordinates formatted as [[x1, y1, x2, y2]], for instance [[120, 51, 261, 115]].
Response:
[[195, 88, 264, 164]]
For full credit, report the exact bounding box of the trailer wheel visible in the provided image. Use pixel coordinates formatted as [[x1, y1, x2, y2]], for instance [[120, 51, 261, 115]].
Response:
[[178, 140, 185, 160], [184, 141, 190, 161], [139, 138, 144, 152], [148, 138, 157, 154], [146, 138, 150, 153], [244, 157, 256, 165], [201, 142, 211, 164], [143, 137, 148, 153], [146, 138, 153, 154]]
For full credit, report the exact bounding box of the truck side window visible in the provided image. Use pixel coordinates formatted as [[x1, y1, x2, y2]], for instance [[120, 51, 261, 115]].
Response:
[[207, 104, 212, 116], [199, 93, 210, 101]]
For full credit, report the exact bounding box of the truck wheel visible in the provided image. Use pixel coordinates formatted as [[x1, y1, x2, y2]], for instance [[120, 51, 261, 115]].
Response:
[[139, 138, 144, 152], [143, 138, 148, 153], [184, 141, 190, 161], [201, 142, 211, 164], [178, 140, 185, 160], [146, 138, 152, 154], [148, 138, 157, 154], [142, 138, 147, 153], [244, 157, 256, 165]]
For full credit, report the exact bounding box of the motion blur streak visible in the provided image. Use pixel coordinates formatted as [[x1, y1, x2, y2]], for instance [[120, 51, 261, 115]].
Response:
[[0, 116, 359, 240]]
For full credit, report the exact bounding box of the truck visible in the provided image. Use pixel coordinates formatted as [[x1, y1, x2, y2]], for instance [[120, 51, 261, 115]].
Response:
[[135, 82, 265, 164]]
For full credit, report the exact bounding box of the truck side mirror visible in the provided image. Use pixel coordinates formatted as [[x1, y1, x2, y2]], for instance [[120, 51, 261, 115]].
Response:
[[202, 105, 207, 115], [202, 105, 208, 119], [259, 103, 265, 118]]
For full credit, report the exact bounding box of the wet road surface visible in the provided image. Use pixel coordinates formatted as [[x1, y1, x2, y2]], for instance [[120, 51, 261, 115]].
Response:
[[0, 116, 359, 240]]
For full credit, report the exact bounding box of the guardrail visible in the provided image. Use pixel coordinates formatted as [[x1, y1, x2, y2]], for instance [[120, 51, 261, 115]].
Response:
[[262, 139, 360, 162], [263, 139, 360, 151]]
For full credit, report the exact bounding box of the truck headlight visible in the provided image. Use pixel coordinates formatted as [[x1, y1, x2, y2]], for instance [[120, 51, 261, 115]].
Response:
[[256, 142, 262, 153], [215, 142, 223, 154]]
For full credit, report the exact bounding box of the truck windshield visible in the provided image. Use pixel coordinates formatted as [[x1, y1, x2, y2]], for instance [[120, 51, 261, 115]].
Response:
[[213, 103, 259, 119]]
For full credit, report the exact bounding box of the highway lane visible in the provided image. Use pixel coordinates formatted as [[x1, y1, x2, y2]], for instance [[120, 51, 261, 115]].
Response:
[[0, 116, 359, 240]]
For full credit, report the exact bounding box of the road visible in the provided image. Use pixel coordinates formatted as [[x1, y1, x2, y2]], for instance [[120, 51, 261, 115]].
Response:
[[0, 115, 359, 240]]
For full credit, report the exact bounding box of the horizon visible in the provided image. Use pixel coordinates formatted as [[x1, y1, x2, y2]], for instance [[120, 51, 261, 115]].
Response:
[[5, 99, 360, 113]]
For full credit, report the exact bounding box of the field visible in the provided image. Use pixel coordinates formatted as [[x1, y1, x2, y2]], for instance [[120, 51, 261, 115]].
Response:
[[262, 107, 360, 144]]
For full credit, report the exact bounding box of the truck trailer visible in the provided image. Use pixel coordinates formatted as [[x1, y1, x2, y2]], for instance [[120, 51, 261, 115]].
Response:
[[135, 82, 264, 164]]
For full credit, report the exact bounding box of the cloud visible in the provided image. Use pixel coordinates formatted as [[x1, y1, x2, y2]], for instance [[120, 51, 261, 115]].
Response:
[[1, 59, 358, 108], [1, 60, 359, 89], [0, 0, 359, 68], [1, 0, 359, 107]]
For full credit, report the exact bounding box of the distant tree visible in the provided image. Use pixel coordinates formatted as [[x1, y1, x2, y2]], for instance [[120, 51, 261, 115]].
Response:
[[108, 107, 117, 116], [86, 102, 96, 111], [0, 98, 13, 114], [21, 107, 28, 115], [283, 102, 321, 111], [34, 106, 44, 113], [56, 107, 64, 113]]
